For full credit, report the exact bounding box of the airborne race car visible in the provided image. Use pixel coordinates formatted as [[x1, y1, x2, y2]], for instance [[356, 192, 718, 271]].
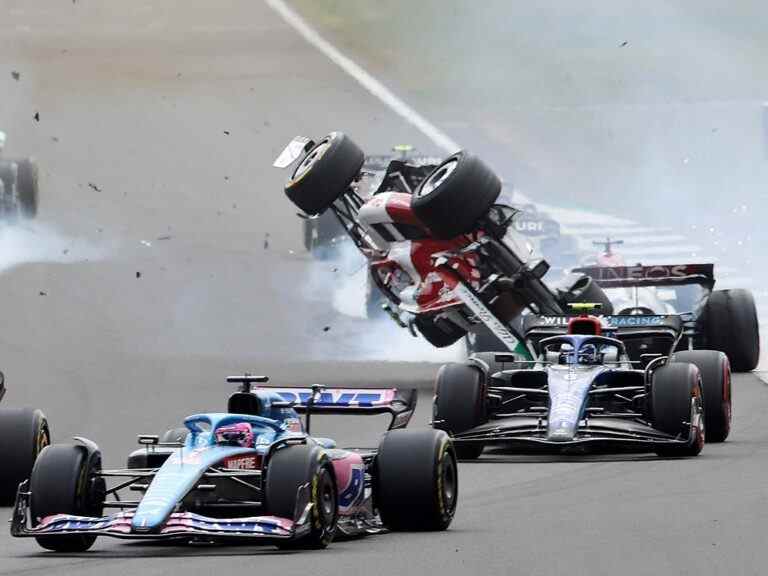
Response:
[[274, 132, 611, 358], [432, 312, 709, 459], [274, 133, 758, 370], [0, 371, 50, 504], [299, 146, 581, 319], [12, 376, 457, 552], [0, 131, 38, 220]]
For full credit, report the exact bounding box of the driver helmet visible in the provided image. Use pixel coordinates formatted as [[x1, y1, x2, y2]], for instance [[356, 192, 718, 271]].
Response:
[[215, 422, 254, 447], [577, 343, 600, 365], [0, 131, 5, 153]]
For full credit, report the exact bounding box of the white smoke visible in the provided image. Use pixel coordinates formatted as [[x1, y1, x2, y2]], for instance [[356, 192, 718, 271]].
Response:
[[0, 221, 108, 274], [300, 240, 464, 362]]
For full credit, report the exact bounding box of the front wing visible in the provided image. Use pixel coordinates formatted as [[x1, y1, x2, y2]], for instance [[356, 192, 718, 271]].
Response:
[[11, 482, 311, 542], [451, 417, 693, 451]]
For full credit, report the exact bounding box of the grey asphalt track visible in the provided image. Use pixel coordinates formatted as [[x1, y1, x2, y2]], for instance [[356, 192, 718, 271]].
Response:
[[0, 2, 766, 575]]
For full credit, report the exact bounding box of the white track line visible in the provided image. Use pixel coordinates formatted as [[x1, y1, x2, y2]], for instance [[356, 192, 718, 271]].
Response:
[[265, 0, 461, 155]]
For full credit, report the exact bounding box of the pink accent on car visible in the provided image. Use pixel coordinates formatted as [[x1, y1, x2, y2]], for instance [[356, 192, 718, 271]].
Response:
[[215, 423, 254, 448]]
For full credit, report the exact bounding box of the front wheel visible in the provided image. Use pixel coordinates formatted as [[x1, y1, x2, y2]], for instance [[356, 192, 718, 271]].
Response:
[[264, 444, 337, 549], [650, 363, 705, 457], [411, 151, 501, 239], [284, 132, 364, 216], [433, 363, 487, 459], [0, 407, 50, 505], [671, 350, 731, 442], [375, 429, 457, 531], [30, 444, 105, 552]]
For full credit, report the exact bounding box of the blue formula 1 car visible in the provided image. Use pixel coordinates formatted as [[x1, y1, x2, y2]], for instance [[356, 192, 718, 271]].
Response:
[[432, 312, 706, 459], [11, 376, 457, 552]]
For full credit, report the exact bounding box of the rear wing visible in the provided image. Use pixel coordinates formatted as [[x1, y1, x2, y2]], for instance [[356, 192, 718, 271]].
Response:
[[226, 377, 418, 431], [270, 386, 417, 431], [572, 264, 715, 289]]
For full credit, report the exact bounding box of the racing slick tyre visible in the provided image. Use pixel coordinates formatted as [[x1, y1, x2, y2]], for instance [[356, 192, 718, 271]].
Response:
[[375, 429, 457, 531], [16, 158, 38, 218], [284, 132, 364, 216], [411, 151, 501, 239], [264, 443, 337, 549], [671, 350, 732, 443], [414, 315, 466, 348], [0, 407, 50, 505], [650, 363, 705, 457], [698, 289, 760, 372], [30, 444, 106, 552], [433, 363, 487, 459]]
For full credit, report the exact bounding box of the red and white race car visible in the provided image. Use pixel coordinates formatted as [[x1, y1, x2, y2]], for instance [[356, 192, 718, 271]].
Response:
[[274, 132, 610, 355]]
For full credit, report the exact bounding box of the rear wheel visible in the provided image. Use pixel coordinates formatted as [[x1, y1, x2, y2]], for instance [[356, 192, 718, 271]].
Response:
[[284, 132, 364, 216], [650, 363, 704, 457], [671, 350, 731, 442], [375, 429, 457, 531], [0, 407, 50, 505], [411, 151, 501, 239], [30, 444, 105, 552], [433, 363, 487, 459], [698, 289, 760, 372], [264, 444, 337, 549], [414, 315, 466, 348]]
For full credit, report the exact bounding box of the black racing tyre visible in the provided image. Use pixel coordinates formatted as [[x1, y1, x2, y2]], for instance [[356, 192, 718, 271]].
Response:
[[414, 315, 466, 348], [433, 363, 487, 459], [650, 363, 704, 457], [671, 350, 732, 443], [264, 443, 337, 549], [30, 444, 105, 552], [698, 289, 760, 372], [284, 132, 364, 216], [411, 151, 501, 239], [375, 429, 457, 531], [16, 158, 38, 218], [159, 427, 189, 444], [0, 407, 50, 505]]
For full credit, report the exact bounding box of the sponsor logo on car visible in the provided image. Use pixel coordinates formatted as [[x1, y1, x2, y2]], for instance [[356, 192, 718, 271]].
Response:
[[223, 455, 260, 470], [535, 315, 668, 327]]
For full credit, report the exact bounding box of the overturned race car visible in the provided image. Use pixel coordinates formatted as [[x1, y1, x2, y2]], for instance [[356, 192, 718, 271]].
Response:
[[274, 132, 608, 356], [11, 376, 457, 551]]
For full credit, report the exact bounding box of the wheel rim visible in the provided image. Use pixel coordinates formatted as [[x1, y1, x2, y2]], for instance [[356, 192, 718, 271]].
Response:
[[722, 359, 732, 434], [35, 423, 49, 457], [439, 452, 457, 513], [292, 138, 331, 182], [316, 469, 336, 528], [419, 157, 458, 197]]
